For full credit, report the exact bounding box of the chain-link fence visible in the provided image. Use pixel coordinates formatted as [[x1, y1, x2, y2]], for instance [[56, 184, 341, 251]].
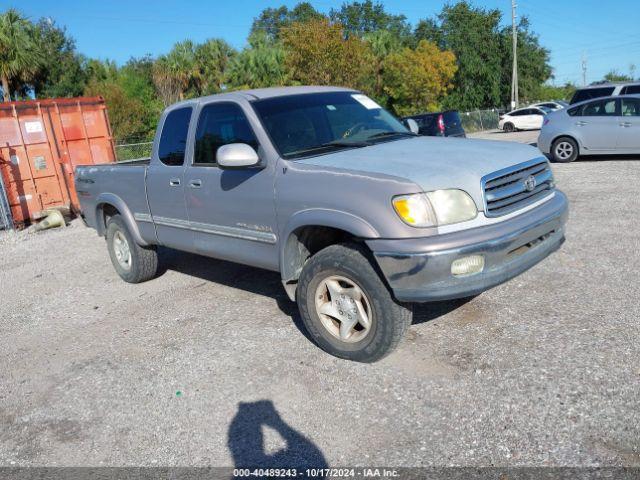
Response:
[[114, 141, 154, 162], [0, 173, 13, 230], [460, 109, 502, 133]]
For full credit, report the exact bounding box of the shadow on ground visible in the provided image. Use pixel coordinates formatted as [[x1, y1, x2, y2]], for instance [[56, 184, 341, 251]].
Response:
[[228, 400, 328, 470], [158, 247, 470, 333]]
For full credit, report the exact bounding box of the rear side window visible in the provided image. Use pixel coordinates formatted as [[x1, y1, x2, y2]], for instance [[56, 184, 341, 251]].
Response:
[[194, 103, 258, 165], [158, 107, 192, 166], [580, 99, 617, 116], [570, 87, 615, 104], [621, 85, 640, 95], [622, 98, 640, 116]]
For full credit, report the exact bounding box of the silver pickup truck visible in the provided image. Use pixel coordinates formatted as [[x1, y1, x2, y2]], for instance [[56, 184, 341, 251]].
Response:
[[76, 86, 568, 362]]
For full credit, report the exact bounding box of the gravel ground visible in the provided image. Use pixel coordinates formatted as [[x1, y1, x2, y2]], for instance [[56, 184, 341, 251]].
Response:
[[1, 157, 639, 468], [468, 129, 539, 145]]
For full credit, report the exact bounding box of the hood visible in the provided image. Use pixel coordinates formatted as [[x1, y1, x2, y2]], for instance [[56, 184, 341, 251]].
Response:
[[296, 136, 545, 209]]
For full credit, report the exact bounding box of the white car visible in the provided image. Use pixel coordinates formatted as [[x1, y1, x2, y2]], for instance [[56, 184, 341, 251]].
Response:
[[499, 107, 548, 132], [530, 101, 568, 111]]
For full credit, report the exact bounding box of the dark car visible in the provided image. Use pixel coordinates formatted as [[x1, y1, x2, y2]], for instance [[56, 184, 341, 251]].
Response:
[[402, 111, 466, 138]]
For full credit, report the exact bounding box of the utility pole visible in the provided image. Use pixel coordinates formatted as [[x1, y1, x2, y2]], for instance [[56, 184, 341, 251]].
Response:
[[510, 0, 519, 109], [581, 52, 587, 86]]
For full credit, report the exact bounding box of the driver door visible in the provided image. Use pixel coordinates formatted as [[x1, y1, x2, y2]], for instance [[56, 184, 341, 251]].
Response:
[[183, 101, 279, 271]]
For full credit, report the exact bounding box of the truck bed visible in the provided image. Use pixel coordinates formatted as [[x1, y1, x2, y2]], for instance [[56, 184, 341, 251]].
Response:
[[75, 159, 151, 232]]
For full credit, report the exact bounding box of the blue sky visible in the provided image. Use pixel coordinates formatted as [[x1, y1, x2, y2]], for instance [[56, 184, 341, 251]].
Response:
[[7, 0, 640, 86]]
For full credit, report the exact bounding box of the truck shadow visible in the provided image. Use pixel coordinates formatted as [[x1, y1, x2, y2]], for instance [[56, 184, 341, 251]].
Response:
[[228, 399, 328, 471], [157, 247, 468, 334]]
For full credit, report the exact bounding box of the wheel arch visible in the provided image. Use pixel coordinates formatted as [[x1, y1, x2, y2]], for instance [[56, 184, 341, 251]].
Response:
[[279, 210, 379, 300], [551, 134, 583, 155], [95, 193, 149, 246]]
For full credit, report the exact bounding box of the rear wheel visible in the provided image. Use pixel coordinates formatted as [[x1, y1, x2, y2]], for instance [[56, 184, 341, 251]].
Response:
[[551, 137, 579, 162], [296, 243, 413, 363], [106, 215, 158, 283]]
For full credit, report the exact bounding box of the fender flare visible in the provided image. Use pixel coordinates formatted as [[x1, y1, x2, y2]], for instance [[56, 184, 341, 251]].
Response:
[[279, 208, 379, 282], [95, 193, 149, 246]]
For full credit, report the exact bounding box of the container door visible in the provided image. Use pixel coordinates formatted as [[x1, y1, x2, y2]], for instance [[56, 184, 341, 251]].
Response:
[[146, 106, 194, 251]]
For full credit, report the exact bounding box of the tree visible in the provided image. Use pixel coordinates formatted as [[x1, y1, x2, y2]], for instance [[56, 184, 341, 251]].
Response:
[[0, 9, 43, 101], [603, 70, 633, 83], [85, 78, 148, 141], [31, 18, 86, 98], [330, 1, 410, 40], [250, 2, 323, 41], [152, 40, 198, 105], [499, 17, 552, 105], [433, 2, 503, 110], [363, 29, 402, 101], [382, 40, 457, 116], [281, 18, 374, 90], [193, 39, 235, 95], [226, 32, 288, 89]]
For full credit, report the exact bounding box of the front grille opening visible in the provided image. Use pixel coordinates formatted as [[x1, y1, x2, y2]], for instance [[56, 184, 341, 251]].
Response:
[[507, 230, 554, 258], [483, 160, 554, 217]]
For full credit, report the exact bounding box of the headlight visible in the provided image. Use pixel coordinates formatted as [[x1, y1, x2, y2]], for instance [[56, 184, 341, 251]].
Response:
[[393, 190, 477, 227]]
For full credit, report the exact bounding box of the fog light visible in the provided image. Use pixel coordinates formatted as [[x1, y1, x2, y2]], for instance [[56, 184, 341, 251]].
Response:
[[451, 255, 485, 276]]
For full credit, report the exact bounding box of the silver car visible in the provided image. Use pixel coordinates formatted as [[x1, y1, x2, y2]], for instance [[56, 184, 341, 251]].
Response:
[[538, 95, 640, 162]]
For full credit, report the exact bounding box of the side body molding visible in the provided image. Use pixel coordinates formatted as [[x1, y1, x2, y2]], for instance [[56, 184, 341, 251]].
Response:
[[95, 192, 150, 247]]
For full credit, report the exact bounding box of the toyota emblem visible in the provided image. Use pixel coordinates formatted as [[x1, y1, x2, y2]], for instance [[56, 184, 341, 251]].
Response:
[[524, 175, 537, 192]]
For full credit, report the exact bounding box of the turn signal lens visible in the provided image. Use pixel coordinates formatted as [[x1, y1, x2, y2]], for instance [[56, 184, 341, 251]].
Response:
[[392, 194, 437, 228]]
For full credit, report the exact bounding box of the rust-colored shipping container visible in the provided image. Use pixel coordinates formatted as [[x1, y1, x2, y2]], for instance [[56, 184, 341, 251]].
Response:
[[0, 96, 116, 225]]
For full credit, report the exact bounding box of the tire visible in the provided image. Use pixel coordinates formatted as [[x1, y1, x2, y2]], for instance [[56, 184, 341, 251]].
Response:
[[551, 136, 579, 163], [296, 243, 413, 363], [106, 214, 158, 283], [503, 122, 516, 133]]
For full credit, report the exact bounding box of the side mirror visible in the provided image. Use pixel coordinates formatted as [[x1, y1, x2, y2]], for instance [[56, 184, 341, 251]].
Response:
[[405, 118, 420, 135], [217, 143, 260, 168]]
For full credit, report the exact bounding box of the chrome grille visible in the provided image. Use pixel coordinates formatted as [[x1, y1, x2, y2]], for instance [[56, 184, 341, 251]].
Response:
[[482, 158, 554, 217]]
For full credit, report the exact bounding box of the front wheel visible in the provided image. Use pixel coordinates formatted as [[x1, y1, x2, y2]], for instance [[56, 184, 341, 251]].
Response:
[[106, 214, 158, 283], [296, 243, 412, 362]]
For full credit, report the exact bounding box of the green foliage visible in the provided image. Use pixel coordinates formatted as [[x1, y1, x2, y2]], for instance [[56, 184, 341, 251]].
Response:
[[0, 9, 44, 101], [30, 19, 86, 98], [2, 0, 556, 137], [250, 2, 323, 41], [603, 70, 633, 82], [382, 40, 457, 116], [499, 17, 552, 105], [226, 31, 289, 89], [534, 83, 576, 102], [330, 1, 410, 41]]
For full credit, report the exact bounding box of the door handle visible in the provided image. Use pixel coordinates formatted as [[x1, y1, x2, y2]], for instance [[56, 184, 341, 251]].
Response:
[[575, 121, 587, 126], [619, 122, 632, 127], [189, 179, 203, 188], [169, 178, 181, 186]]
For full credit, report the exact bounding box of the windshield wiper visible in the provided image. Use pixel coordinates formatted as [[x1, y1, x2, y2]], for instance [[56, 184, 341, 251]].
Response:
[[366, 131, 418, 140], [283, 140, 370, 158], [322, 139, 371, 147]]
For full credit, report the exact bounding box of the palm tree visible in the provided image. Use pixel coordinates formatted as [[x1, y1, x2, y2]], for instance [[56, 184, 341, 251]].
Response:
[[0, 9, 43, 101]]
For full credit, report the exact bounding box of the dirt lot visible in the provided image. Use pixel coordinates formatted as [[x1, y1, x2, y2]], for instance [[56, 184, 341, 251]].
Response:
[[1, 156, 639, 467]]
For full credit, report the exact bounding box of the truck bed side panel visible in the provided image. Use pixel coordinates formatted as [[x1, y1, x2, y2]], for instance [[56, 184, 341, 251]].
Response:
[[75, 160, 156, 245]]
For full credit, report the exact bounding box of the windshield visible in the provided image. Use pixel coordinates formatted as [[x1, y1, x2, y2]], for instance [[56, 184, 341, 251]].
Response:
[[251, 92, 410, 159]]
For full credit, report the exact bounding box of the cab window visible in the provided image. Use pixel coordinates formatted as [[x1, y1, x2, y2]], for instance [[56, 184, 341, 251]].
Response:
[[194, 103, 258, 165], [158, 107, 192, 166]]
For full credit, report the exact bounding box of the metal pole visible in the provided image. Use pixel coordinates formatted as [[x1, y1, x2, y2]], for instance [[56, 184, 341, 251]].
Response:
[[511, 0, 519, 109], [582, 52, 587, 86]]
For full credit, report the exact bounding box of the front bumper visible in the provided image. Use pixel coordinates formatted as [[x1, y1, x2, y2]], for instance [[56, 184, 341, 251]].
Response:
[[367, 191, 568, 302]]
